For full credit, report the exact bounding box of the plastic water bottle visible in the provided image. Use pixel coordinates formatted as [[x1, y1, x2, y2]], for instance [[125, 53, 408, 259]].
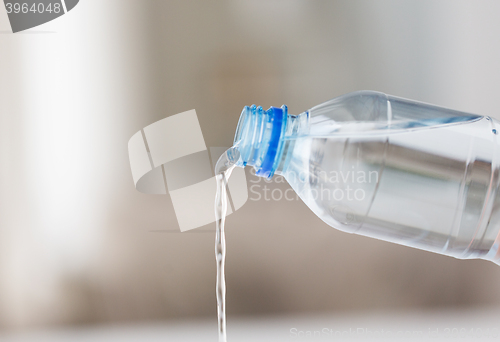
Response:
[[228, 90, 500, 265]]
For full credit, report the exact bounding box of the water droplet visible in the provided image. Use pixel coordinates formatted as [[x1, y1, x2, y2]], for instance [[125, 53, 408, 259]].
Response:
[[493, 129, 498, 135]]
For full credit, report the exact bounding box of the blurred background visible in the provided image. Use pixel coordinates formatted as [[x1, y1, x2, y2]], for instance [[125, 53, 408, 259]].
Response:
[[1, 0, 500, 339]]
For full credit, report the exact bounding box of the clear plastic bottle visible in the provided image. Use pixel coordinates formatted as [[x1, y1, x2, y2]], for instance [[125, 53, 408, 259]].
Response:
[[230, 90, 500, 265]]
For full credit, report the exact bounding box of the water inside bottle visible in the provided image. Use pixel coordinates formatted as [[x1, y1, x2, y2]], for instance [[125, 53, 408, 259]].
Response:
[[284, 115, 499, 260], [214, 147, 238, 342]]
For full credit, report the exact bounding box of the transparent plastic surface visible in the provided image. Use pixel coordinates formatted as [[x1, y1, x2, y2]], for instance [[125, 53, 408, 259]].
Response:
[[234, 91, 500, 264], [276, 91, 500, 264]]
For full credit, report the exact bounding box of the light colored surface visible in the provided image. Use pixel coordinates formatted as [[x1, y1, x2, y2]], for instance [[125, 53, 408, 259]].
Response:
[[1, 309, 500, 342]]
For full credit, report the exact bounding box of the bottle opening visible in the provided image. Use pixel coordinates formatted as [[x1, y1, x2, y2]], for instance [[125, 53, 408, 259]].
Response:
[[233, 104, 288, 178]]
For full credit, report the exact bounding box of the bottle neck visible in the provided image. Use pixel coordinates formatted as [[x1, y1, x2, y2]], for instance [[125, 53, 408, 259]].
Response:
[[233, 104, 308, 178]]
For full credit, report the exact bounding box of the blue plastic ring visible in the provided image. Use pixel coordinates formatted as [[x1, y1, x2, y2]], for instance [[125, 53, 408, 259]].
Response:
[[256, 106, 284, 178]]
